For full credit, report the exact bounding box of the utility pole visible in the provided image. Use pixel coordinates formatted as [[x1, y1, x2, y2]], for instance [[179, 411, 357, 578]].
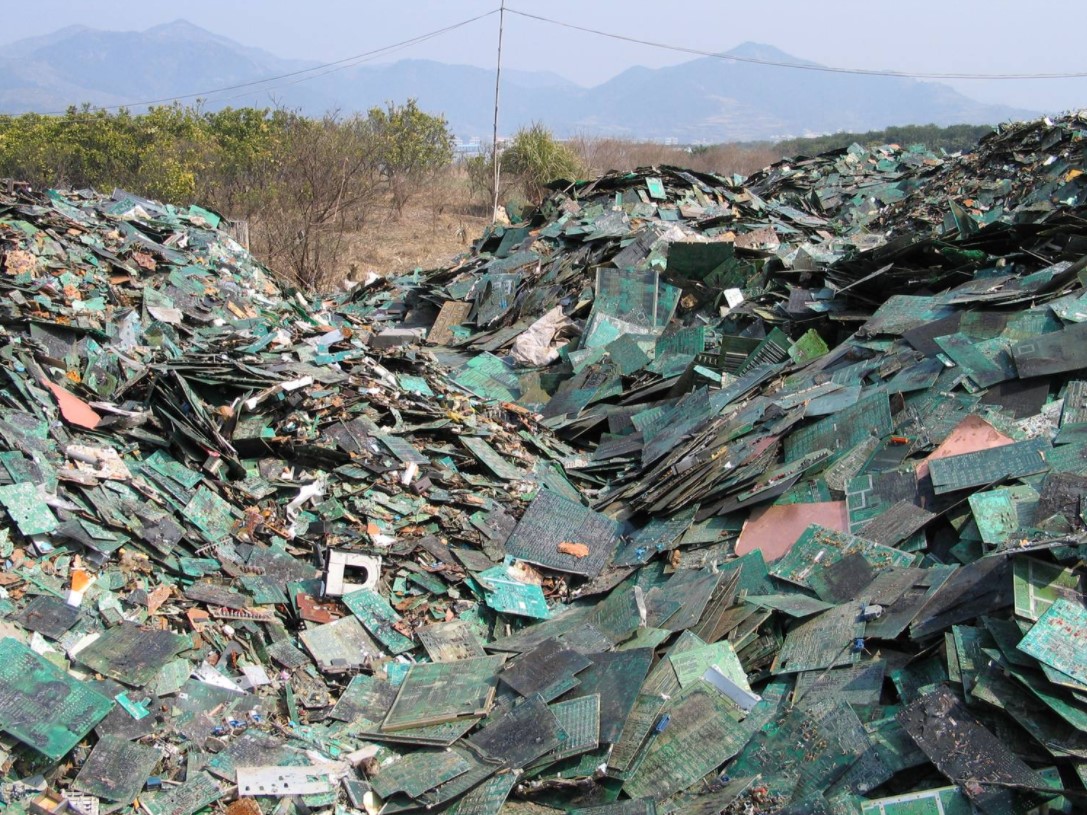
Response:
[[491, 0, 505, 222]]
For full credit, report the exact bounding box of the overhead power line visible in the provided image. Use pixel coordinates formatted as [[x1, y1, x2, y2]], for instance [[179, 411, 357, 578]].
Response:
[[23, 5, 1087, 121], [39, 9, 500, 116], [210, 17, 495, 108], [506, 7, 1087, 81]]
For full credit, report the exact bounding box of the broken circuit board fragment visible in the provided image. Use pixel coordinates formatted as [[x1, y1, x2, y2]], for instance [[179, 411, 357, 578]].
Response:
[[382, 655, 506, 731]]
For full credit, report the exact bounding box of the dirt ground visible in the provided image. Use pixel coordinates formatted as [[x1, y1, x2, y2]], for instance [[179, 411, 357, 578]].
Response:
[[247, 173, 493, 290], [342, 201, 489, 279]]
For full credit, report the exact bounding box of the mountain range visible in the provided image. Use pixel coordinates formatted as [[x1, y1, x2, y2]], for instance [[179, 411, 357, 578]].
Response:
[[0, 20, 1036, 142]]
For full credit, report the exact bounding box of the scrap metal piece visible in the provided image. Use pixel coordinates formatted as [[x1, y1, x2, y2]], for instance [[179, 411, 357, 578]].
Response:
[[208, 606, 276, 622], [669, 641, 748, 692], [236, 763, 346, 797], [700, 665, 762, 713], [28, 789, 67, 815], [321, 549, 382, 599], [61, 795, 98, 815], [206, 733, 304, 783]]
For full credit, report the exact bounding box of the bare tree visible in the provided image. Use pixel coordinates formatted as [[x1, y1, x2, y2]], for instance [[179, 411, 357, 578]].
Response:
[[252, 113, 381, 289]]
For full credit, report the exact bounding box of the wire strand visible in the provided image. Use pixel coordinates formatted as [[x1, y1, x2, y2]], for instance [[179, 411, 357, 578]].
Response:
[[211, 23, 484, 107], [37, 9, 500, 116], [505, 7, 1087, 81]]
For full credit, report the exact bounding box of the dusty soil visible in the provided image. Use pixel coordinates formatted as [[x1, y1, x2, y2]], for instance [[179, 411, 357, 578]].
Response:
[[248, 174, 493, 291], [342, 201, 488, 279]]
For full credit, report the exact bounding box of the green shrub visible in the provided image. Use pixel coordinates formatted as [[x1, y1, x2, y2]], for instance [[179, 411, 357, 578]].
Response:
[[502, 123, 582, 201]]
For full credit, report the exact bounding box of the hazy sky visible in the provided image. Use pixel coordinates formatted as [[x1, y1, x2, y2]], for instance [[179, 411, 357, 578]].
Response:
[[9, 0, 1087, 114]]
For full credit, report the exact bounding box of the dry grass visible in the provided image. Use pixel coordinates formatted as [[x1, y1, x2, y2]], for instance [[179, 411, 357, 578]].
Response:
[[342, 200, 487, 280], [343, 171, 489, 281], [252, 170, 488, 288], [256, 138, 784, 289]]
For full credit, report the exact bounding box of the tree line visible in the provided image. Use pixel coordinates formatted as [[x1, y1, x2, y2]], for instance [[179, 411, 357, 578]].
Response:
[[0, 102, 456, 288], [0, 105, 998, 288], [768, 123, 996, 158]]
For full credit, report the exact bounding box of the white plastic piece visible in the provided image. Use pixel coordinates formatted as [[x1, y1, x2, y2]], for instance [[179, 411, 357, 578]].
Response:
[[324, 550, 381, 597]]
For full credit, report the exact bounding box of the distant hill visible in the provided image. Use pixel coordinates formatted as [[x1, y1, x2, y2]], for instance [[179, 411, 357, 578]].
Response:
[[0, 21, 1037, 142]]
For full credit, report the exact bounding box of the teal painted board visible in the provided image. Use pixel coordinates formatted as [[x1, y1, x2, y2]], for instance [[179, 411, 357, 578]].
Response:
[[785, 392, 892, 464], [929, 437, 1049, 494], [1017, 599, 1087, 685]]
